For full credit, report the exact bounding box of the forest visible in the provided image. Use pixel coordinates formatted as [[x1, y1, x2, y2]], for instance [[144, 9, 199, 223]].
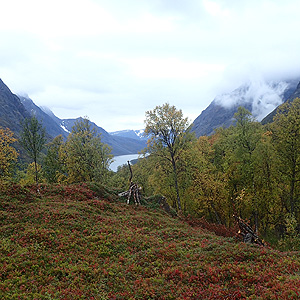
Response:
[[1, 99, 300, 250]]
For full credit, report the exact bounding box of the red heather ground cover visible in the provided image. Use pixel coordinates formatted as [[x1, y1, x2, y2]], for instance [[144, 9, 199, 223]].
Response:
[[0, 182, 300, 299]]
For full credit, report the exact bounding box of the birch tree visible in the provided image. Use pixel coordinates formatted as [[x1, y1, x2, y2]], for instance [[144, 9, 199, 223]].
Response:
[[144, 103, 194, 212]]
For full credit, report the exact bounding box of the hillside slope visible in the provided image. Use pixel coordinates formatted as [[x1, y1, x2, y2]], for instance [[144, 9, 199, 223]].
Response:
[[262, 81, 300, 124], [0, 79, 30, 134], [0, 78, 146, 156], [0, 182, 300, 299], [19, 95, 69, 140], [19, 96, 147, 156], [192, 79, 299, 137]]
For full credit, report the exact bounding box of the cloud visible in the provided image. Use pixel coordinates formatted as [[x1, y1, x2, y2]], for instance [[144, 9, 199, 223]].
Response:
[[250, 81, 288, 121], [1, 0, 300, 131], [214, 78, 291, 121], [124, 57, 224, 80], [0, 0, 119, 37]]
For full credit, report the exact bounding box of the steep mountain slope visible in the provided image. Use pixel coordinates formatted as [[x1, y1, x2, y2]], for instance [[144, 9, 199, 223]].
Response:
[[0, 79, 30, 134], [0, 78, 146, 156], [192, 79, 299, 137], [1, 182, 300, 299], [262, 81, 300, 124], [192, 99, 252, 137], [20, 97, 147, 155], [59, 118, 147, 156], [19, 95, 69, 140]]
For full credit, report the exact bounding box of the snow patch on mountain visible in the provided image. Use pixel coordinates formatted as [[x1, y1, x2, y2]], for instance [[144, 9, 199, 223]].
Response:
[[110, 129, 147, 140], [60, 124, 71, 133], [135, 129, 145, 138]]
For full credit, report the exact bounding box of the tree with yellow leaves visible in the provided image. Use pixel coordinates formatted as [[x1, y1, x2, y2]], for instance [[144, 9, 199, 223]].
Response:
[[60, 118, 113, 184], [144, 103, 195, 212], [0, 127, 19, 179]]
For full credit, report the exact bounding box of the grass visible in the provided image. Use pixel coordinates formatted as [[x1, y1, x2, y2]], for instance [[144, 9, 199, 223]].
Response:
[[0, 182, 300, 299]]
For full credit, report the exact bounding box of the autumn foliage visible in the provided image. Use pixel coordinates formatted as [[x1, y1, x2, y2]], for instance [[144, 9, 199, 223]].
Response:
[[1, 182, 300, 299], [0, 127, 18, 178]]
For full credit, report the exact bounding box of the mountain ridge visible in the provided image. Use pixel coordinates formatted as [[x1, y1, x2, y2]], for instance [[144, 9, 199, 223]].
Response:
[[109, 129, 147, 141], [0, 78, 146, 156], [19, 95, 69, 140], [3, 76, 300, 153], [191, 78, 300, 137], [0, 79, 30, 134]]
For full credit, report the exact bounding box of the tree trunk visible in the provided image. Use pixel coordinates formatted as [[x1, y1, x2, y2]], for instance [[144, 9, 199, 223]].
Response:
[[210, 201, 222, 224], [34, 158, 40, 193], [171, 154, 181, 212], [290, 176, 295, 214], [252, 180, 259, 233], [34, 160, 38, 186], [289, 158, 297, 214]]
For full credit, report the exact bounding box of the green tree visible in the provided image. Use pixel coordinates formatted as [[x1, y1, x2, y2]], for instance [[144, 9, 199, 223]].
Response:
[[61, 118, 113, 183], [252, 130, 282, 233], [183, 135, 228, 223], [20, 116, 46, 186], [0, 127, 19, 179], [144, 103, 194, 211], [43, 135, 65, 183], [213, 107, 263, 228], [233, 107, 263, 228], [19, 162, 44, 185], [271, 98, 300, 216]]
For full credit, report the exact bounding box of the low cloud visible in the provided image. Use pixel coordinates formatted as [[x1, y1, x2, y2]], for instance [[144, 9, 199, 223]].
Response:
[[1, 0, 300, 131], [250, 81, 289, 121], [214, 79, 291, 121]]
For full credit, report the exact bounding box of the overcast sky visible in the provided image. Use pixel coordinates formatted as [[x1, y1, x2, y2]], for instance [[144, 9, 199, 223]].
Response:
[[1, 0, 300, 132]]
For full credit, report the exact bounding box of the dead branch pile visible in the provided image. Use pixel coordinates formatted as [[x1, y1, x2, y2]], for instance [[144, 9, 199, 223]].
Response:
[[233, 214, 265, 246], [118, 161, 141, 205]]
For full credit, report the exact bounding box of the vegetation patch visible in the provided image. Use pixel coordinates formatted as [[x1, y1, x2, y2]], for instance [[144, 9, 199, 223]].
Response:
[[1, 183, 300, 299]]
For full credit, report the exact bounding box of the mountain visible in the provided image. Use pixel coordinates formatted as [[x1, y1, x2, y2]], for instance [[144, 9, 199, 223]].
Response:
[[191, 79, 299, 137], [109, 129, 147, 141], [30, 103, 147, 156], [40, 106, 66, 128], [0, 78, 146, 156], [55, 118, 147, 156], [19, 95, 69, 140], [0, 79, 30, 134], [262, 81, 300, 124]]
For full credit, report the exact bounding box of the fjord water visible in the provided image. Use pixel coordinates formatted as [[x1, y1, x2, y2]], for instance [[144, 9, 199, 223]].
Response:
[[110, 154, 140, 172]]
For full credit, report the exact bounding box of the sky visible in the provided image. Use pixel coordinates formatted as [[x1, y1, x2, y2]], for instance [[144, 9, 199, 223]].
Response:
[[1, 0, 300, 132]]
